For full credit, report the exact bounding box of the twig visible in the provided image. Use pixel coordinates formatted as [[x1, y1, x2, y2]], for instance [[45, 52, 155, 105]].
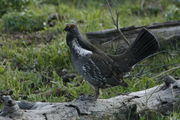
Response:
[[140, 0, 145, 10], [136, 63, 179, 67], [106, 0, 130, 46], [125, 63, 180, 79], [151, 65, 180, 79]]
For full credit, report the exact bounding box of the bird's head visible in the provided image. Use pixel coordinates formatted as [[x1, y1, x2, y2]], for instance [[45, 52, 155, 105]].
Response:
[[64, 24, 78, 33], [64, 24, 81, 46]]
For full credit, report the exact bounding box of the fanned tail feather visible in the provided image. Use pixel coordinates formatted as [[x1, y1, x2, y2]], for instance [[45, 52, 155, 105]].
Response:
[[129, 28, 160, 66]]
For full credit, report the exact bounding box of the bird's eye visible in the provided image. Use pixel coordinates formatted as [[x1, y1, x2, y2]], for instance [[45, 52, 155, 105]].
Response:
[[64, 24, 76, 31]]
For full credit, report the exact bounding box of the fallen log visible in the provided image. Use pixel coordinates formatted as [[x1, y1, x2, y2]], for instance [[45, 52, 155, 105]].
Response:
[[86, 21, 180, 54], [0, 76, 180, 120]]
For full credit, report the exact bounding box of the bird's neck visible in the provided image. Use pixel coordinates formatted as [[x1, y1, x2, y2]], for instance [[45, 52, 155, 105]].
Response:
[[66, 31, 97, 52], [71, 39, 93, 57], [66, 32, 79, 48], [66, 33, 92, 57]]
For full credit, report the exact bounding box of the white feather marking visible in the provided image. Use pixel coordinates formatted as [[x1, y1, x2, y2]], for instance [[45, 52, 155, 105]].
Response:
[[72, 40, 92, 56], [82, 66, 86, 72]]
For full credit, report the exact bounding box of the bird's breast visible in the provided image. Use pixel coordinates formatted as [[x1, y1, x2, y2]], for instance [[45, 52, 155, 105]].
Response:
[[71, 40, 92, 57]]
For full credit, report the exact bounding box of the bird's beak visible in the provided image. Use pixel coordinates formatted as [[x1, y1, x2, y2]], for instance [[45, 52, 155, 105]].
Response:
[[64, 27, 67, 31], [64, 26, 69, 31]]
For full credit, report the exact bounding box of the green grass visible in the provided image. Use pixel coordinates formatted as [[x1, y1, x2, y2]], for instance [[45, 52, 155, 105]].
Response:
[[0, 0, 179, 119]]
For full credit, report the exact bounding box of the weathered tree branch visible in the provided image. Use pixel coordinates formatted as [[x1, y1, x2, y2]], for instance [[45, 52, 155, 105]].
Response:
[[0, 75, 180, 120], [86, 21, 180, 54]]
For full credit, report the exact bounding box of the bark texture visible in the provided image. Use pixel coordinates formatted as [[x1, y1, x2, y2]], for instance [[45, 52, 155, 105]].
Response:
[[0, 76, 180, 120]]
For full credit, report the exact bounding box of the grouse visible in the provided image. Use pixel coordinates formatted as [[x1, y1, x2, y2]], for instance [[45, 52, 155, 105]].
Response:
[[64, 24, 159, 100]]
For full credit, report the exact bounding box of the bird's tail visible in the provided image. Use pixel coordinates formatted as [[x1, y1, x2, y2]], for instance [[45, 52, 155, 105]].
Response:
[[128, 28, 160, 66]]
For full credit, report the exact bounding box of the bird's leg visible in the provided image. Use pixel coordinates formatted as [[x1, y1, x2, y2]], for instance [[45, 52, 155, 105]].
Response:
[[94, 87, 99, 100], [77, 87, 99, 101]]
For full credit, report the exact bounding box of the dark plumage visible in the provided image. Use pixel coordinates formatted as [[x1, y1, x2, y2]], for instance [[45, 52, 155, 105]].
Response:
[[64, 24, 159, 100]]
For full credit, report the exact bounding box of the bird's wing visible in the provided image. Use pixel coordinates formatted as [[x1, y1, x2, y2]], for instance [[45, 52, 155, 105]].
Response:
[[88, 53, 114, 77], [108, 51, 134, 73], [86, 53, 128, 87]]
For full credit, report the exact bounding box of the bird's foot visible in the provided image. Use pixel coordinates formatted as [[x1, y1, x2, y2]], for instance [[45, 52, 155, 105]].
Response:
[[77, 94, 97, 101]]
